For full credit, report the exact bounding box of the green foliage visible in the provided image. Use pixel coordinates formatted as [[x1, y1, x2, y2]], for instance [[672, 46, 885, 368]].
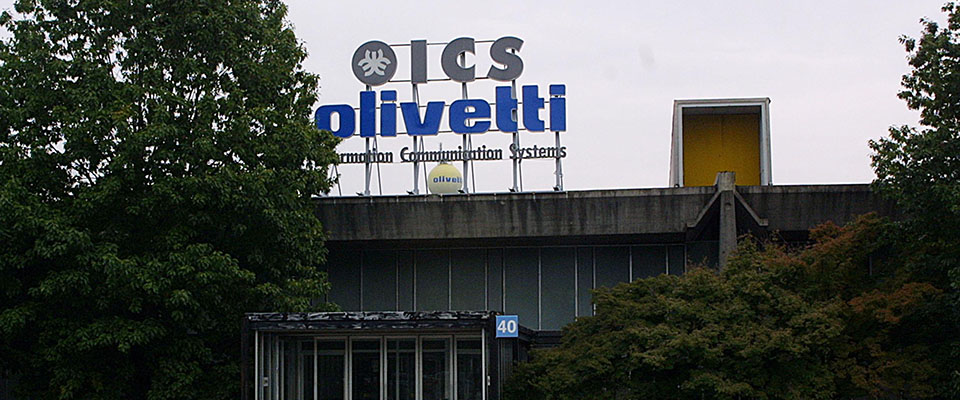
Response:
[[0, 0, 339, 398], [870, 2, 960, 397], [505, 216, 943, 399]]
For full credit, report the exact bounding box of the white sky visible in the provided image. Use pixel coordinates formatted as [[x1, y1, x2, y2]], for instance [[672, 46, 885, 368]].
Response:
[[0, 1, 949, 195]]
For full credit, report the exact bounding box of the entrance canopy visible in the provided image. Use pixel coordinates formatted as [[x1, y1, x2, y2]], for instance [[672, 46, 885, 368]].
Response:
[[242, 311, 533, 400]]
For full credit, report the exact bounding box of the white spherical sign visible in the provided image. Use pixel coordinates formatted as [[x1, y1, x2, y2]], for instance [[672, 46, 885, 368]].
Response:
[[427, 163, 463, 194]]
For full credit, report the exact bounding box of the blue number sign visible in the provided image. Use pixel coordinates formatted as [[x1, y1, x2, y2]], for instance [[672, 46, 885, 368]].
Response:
[[495, 315, 519, 338]]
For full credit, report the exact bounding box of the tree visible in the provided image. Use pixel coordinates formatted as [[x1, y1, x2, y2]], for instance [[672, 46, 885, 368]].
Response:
[[505, 216, 943, 399], [869, 2, 960, 396], [0, 0, 339, 398]]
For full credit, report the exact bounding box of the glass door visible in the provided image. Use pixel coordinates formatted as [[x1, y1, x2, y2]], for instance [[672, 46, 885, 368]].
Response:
[[299, 341, 315, 400], [420, 338, 451, 400], [455, 339, 483, 400], [387, 339, 416, 400], [350, 339, 381, 400], [317, 340, 346, 400]]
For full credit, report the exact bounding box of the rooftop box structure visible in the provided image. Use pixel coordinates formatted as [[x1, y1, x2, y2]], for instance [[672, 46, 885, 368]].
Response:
[[669, 98, 772, 187]]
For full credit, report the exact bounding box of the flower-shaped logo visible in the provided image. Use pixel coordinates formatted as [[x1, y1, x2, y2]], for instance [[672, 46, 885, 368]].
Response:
[[358, 49, 391, 77], [351, 41, 397, 86]]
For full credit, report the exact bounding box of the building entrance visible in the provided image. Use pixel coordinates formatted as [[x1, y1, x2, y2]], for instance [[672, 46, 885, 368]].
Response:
[[246, 312, 517, 400]]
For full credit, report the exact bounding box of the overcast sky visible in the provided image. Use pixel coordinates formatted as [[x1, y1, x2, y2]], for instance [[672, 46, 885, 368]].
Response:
[[0, 1, 949, 195]]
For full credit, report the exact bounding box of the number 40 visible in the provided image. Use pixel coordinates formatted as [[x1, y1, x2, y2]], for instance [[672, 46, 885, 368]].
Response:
[[497, 319, 517, 334]]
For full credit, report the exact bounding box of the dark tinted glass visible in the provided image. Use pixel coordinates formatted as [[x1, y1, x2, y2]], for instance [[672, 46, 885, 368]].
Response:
[[325, 249, 361, 311], [387, 339, 415, 400], [451, 249, 485, 310], [351, 339, 380, 400], [486, 249, 503, 311], [456, 339, 483, 400], [421, 338, 450, 400], [363, 250, 397, 311], [504, 248, 539, 329], [540, 247, 575, 330], [576, 247, 593, 317], [668, 245, 686, 275], [317, 340, 344, 400], [687, 241, 718, 269], [416, 250, 450, 311], [595, 246, 630, 289], [398, 251, 415, 310], [632, 246, 666, 279]]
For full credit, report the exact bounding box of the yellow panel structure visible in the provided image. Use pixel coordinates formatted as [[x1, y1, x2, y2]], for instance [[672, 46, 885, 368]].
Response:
[[682, 113, 761, 186]]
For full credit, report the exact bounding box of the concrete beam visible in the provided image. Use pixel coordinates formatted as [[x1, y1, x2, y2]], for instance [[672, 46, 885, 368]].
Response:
[[716, 172, 737, 270], [316, 184, 894, 246]]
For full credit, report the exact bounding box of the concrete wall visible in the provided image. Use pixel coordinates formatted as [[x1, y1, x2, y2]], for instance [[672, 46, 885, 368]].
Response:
[[739, 184, 896, 233], [316, 184, 894, 246]]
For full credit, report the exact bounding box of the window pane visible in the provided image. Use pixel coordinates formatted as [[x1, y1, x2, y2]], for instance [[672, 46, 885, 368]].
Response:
[[540, 247, 575, 330], [301, 341, 315, 400], [260, 335, 274, 400], [398, 251, 415, 310], [351, 339, 380, 400], [363, 250, 397, 311], [486, 249, 503, 311], [668, 245, 685, 276], [282, 338, 299, 400], [317, 340, 344, 400], [632, 246, 666, 279], [387, 339, 416, 400], [576, 247, 593, 317], [326, 249, 361, 311], [422, 338, 451, 400], [504, 248, 539, 329], [687, 241, 718, 269], [595, 246, 629, 289], [416, 250, 450, 311], [498, 340, 514, 386], [456, 339, 483, 400], [451, 249, 486, 310]]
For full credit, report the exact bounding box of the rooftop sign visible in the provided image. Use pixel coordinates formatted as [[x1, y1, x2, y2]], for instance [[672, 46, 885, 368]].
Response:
[[316, 37, 568, 195]]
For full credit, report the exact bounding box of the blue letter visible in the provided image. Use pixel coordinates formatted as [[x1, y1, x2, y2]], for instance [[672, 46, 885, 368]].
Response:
[[401, 101, 444, 135], [380, 90, 397, 137], [449, 99, 491, 134], [360, 91, 376, 137], [315, 104, 355, 138], [496, 86, 518, 132], [522, 85, 545, 132], [549, 84, 566, 132]]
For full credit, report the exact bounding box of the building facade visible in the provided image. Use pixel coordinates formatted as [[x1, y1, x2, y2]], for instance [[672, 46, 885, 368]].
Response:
[[243, 177, 894, 400]]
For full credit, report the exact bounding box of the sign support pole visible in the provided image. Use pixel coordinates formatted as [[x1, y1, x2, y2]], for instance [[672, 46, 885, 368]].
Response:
[[363, 84, 372, 196], [460, 52, 471, 194], [510, 80, 521, 192], [410, 83, 421, 195], [554, 131, 563, 191], [551, 84, 564, 191]]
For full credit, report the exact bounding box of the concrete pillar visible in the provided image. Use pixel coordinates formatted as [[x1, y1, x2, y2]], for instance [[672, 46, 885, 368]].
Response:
[[716, 172, 737, 270]]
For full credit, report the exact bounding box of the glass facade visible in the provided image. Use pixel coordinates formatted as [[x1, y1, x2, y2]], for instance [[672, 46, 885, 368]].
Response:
[[256, 334, 484, 400], [324, 244, 691, 330]]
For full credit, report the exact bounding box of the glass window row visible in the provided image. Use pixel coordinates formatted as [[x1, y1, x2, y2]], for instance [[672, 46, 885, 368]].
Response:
[[257, 334, 484, 400], [324, 243, 718, 330]]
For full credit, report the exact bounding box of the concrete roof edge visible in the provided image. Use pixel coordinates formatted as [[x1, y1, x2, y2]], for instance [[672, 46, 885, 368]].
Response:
[[315, 184, 873, 204]]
